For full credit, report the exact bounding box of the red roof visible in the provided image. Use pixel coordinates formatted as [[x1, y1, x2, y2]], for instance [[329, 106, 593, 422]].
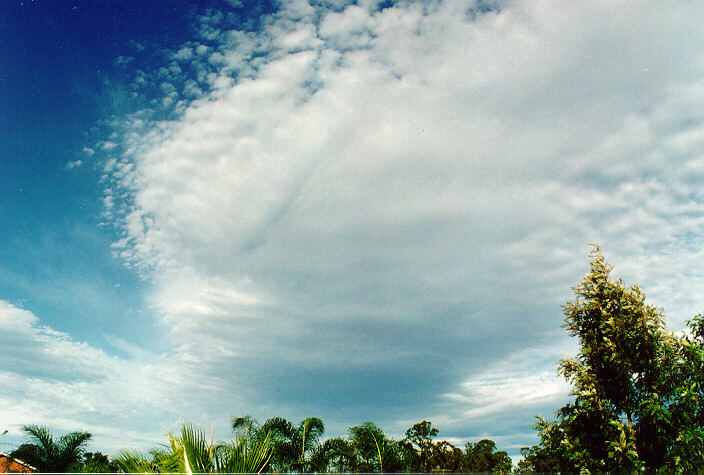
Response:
[[0, 452, 35, 473]]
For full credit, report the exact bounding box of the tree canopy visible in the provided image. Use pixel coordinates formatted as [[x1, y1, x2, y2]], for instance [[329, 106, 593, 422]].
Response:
[[519, 246, 704, 472], [11, 425, 92, 473]]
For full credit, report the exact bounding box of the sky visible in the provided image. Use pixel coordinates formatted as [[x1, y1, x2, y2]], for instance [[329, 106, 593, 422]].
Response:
[[1, 0, 704, 463]]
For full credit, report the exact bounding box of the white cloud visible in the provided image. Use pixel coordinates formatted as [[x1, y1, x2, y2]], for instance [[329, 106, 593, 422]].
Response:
[[437, 344, 575, 425], [66, 160, 83, 170], [115, 55, 135, 68], [195, 44, 210, 56], [173, 47, 194, 61], [0, 300, 244, 452]]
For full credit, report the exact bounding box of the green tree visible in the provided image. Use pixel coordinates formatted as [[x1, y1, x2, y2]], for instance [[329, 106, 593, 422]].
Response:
[[347, 422, 404, 473], [257, 416, 325, 472], [308, 437, 359, 473], [656, 313, 704, 469], [401, 420, 438, 472], [519, 416, 579, 473], [232, 415, 262, 440], [10, 425, 91, 473], [81, 451, 116, 473], [464, 439, 512, 473], [428, 439, 464, 472], [521, 246, 704, 472]]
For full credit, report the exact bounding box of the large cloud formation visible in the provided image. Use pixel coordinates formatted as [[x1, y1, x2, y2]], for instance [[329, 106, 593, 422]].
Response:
[[6, 0, 704, 460]]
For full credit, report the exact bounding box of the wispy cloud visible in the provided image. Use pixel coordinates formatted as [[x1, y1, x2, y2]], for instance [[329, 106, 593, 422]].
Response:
[[0, 299, 245, 451]]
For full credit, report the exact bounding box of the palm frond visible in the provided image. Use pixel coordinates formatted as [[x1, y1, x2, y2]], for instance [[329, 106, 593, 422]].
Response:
[[113, 448, 158, 474], [215, 429, 273, 474], [20, 425, 55, 455], [177, 423, 214, 473], [232, 416, 260, 440], [58, 430, 92, 455]]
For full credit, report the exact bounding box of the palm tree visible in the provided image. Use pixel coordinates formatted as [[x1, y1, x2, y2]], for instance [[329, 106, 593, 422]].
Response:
[[10, 425, 91, 473], [232, 415, 265, 442], [306, 422, 405, 473], [348, 422, 404, 473], [257, 416, 325, 472], [309, 437, 359, 473], [113, 422, 272, 474]]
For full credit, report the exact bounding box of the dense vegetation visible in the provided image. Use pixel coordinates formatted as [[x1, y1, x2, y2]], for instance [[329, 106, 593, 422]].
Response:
[[9, 419, 510, 473], [8, 247, 704, 472], [518, 247, 704, 472]]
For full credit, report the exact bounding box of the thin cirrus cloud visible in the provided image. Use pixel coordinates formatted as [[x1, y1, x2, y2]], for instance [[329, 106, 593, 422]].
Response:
[[0, 301, 161, 448], [0, 298, 249, 452], [8, 0, 704, 458]]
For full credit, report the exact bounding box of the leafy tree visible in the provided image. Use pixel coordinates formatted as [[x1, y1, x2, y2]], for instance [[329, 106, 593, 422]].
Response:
[[428, 439, 464, 472], [10, 425, 91, 473], [401, 420, 438, 472], [256, 416, 325, 472], [657, 312, 704, 469], [464, 439, 512, 473], [308, 437, 359, 473], [560, 247, 666, 429], [81, 451, 116, 473], [296, 421, 407, 473], [400, 421, 512, 473], [347, 422, 404, 473], [518, 417, 578, 473], [521, 246, 704, 472]]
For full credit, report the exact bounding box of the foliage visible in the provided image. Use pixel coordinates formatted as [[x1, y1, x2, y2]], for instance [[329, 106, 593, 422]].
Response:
[[7, 418, 514, 474], [239, 416, 325, 472], [81, 451, 116, 473], [309, 437, 359, 473], [10, 425, 91, 473], [520, 246, 704, 472], [464, 439, 512, 473], [400, 420, 511, 473], [401, 420, 438, 472], [348, 422, 404, 473], [428, 439, 464, 472], [112, 422, 272, 474]]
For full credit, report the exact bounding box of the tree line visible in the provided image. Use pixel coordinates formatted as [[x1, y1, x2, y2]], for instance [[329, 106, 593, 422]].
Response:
[[7, 246, 704, 472], [8, 419, 511, 473]]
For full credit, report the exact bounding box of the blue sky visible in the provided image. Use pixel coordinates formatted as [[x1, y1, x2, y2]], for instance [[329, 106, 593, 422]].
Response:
[[2, 0, 704, 463]]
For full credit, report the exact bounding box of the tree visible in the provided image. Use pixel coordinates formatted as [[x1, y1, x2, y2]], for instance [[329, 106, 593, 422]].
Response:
[[308, 437, 359, 473], [521, 246, 704, 472], [257, 416, 325, 472], [560, 247, 666, 430], [401, 420, 438, 472], [464, 439, 512, 473], [428, 439, 464, 472], [656, 312, 704, 469], [232, 415, 262, 441], [10, 425, 91, 473], [81, 451, 116, 473], [400, 420, 509, 473], [348, 422, 404, 473]]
